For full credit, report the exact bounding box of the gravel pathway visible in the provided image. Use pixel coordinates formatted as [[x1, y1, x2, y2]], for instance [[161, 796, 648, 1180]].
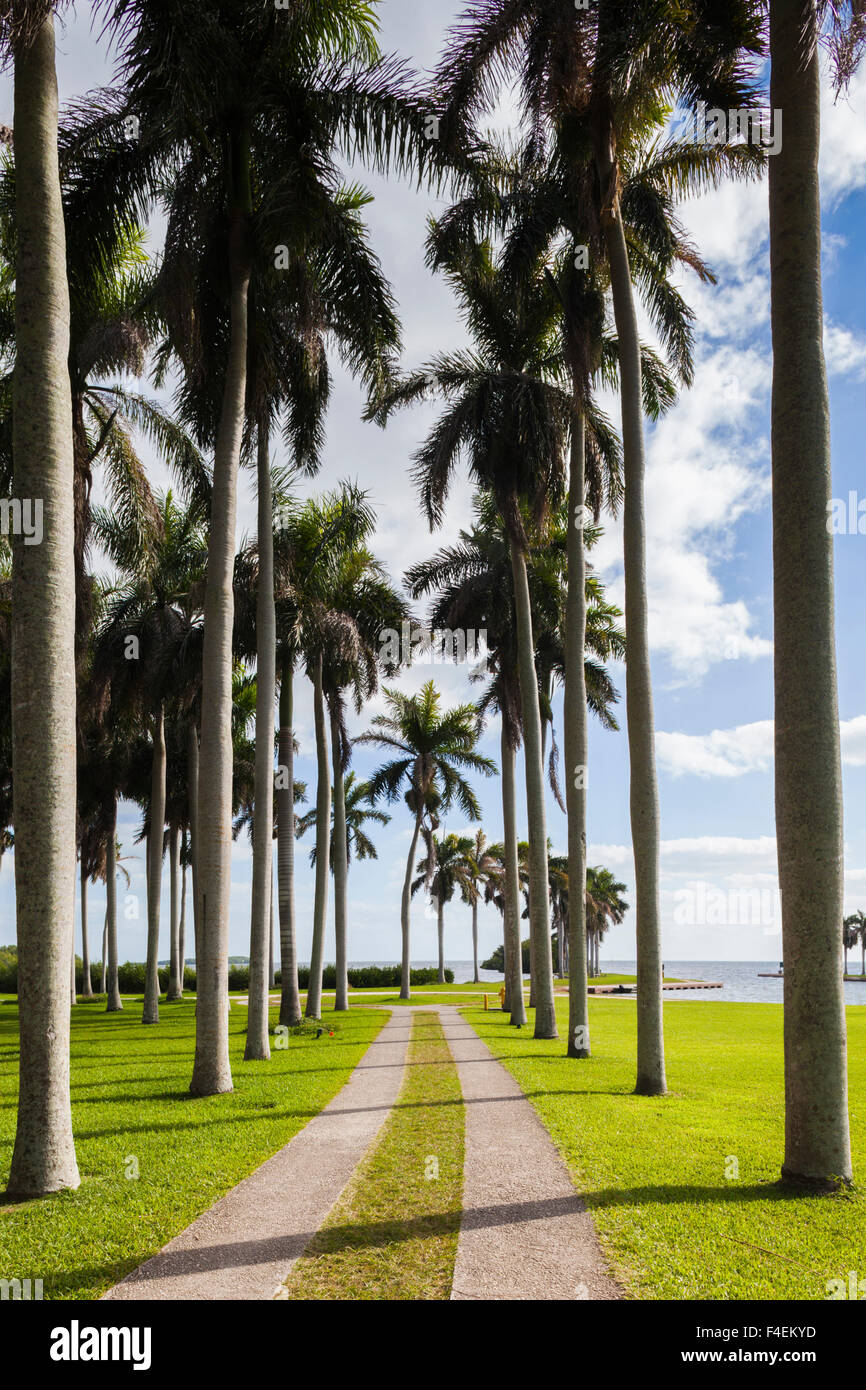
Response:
[[102, 1010, 412, 1302], [440, 1007, 621, 1301]]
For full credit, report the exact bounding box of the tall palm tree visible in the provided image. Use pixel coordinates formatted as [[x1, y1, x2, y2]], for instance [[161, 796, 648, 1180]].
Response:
[[273, 486, 394, 1020], [321, 551, 407, 1013], [412, 832, 475, 984], [585, 865, 629, 979], [461, 829, 502, 984], [432, 0, 765, 1090], [2, 0, 80, 1196], [90, 0, 445, 1096], [770, 0, 860, 1188], [91, 490, 207, 1025], [358, 681, 496, 1000], [845, 910, 866, 979], [370, 234, 572, 1038], [407, 494, 624, 1026], [842, 917, 860, 978]]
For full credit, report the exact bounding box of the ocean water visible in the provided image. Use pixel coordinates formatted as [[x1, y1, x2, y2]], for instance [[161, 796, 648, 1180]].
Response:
[[349, 959, 866, 1005]]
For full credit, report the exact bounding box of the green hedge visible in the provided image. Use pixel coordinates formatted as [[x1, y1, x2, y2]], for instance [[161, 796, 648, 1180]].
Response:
[[0, 958, 454, 995]]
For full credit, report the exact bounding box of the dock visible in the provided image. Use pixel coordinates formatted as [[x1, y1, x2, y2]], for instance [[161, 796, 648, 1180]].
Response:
[[587, 979, 722, 995]]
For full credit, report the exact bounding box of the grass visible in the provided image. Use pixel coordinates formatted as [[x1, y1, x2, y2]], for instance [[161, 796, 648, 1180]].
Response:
[[463, 997, 866, 1300], [346, 991, 494, 1008], [0, 996, 388, 1299], [283, 1009, 463, 1300]]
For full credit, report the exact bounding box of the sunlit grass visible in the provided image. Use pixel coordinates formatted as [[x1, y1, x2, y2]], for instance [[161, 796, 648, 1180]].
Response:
[[0, 997, 388, 1299], [284, 1009, 463, 1300], [463, 998, 866, 1300]]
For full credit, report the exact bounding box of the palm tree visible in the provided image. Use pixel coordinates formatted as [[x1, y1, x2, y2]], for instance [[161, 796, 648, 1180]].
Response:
[[461, 829, 502, 984], [548, 855, 569, 980], [370, 233, 572, 1038], [407, 493, 624, 1025], [842, 917, 860, 978], [322, 589, 404, 1012], [2, 1, 80, 1196], [585, 866, 629, 979], [234, 157, 401, 1051], [89, 0, 445, 1096], [412, 832, 475, 984], [91, 491, 207, 1025], [297, 771, 390, 866], [847, 911, 866, 980], [272, 486, 394, 1020], [431, 0, 765, 1092], [770, 0, 860, 1188], [324, 546, 407, 1013], [358, 682, 496, 1001]]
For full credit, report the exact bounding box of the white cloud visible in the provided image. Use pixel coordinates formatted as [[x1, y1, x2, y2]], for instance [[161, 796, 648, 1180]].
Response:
[[824, 319, 866, 380], [656, 714, 866, 778]]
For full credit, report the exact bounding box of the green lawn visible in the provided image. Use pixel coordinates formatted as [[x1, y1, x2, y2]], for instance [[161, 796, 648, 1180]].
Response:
[[0, 996, 388, 1299], [284, 1008, 463, 1300], [463, 998, 866, 1300]]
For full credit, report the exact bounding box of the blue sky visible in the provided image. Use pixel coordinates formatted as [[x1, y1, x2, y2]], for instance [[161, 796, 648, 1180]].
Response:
[[3, 3, 866, 968]]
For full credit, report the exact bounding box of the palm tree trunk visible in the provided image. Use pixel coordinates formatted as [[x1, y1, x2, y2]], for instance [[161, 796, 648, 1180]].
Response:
[[100, 910, 107, 996], [471, 899, 479, 984], [596, 129, 666, 1096], [186, 721, 199, 972], [769, 0, 851, 1187], [509, 540, 557, 1039], [437, 897, 446, 983], [7, 11, 80, 1196], [245, 418, 276, 1061], [528, 888, 537, 1010], [268, 876, 275, 989], [861, 930, 865, 979], [400, 808, 424, 1001], [565, 409, 590, 1057], [305, 654, 330, 1020], [106, 802, 122, 1013], [191, 133, 251, 1095], [331, 703, 349, 1012], [143, 705, 166, 1024], [167, 824, 182, 1001], [501, 729, 527, 1027], [80, 864, 92, 997], [191, 127, 252, 1095], [178, 830, 187, 996], [277, 655, 301, 1026], [502, 909, 512, 1013], [70, 929, 76, 1008]]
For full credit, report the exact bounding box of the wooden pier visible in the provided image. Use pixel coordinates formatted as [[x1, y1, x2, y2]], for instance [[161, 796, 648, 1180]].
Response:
[[587, 979, 722, 995]]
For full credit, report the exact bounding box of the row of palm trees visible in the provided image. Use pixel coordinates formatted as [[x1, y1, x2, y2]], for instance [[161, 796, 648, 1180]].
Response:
[[1, 0, 859, 1198]]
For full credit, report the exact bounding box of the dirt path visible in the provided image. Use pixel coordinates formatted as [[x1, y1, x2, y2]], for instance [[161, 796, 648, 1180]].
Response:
[[439, 1007, 621, 1301], [102, 1010, 412, 1302]]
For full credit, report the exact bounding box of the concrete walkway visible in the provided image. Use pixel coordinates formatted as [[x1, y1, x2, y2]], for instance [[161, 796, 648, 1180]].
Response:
[[440, 1007, 620, 1301], [103, 1010, 413, 1302], [102, 1003, 618, 1302]]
